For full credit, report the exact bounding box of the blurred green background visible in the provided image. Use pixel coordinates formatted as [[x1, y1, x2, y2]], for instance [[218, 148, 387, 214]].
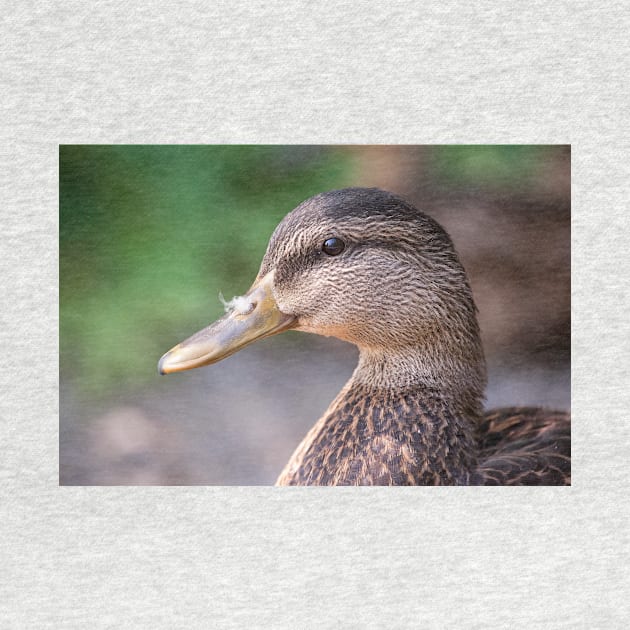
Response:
[[60, 145, 349, 395], [60, 145, 570, 484]]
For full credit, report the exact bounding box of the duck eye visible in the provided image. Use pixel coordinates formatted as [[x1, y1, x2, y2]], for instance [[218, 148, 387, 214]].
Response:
[[322, 237, 345, 256]]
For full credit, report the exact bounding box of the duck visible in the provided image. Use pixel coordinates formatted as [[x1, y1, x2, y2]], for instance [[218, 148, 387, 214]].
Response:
[[158, 187, 570, 485]]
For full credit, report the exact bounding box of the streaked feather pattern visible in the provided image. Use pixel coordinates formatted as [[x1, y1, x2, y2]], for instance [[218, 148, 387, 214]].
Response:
[[277, 387, 570, 486], [469, 407, 570, 485]]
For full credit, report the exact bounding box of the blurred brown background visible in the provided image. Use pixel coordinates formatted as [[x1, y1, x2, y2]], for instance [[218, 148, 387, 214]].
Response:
[[60, 145, 570, 485]]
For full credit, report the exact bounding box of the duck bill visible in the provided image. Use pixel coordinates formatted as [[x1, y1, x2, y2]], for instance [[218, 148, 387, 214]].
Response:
[[158, 271, 295, 374]]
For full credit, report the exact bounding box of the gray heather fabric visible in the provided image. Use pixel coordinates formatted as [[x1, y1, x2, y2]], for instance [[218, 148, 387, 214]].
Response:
[[1, 2, 628, 628]]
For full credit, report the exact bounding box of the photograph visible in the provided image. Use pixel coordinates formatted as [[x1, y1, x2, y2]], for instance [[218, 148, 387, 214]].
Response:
[[60, 145, 570, 485]]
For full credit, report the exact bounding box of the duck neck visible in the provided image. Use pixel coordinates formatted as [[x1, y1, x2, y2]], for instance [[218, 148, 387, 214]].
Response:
[[332, 347, 486, 483], [352, 346, 486, 414], [278, 346, 487, 485]]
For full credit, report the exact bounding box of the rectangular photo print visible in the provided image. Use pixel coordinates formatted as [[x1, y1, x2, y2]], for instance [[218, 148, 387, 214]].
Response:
[[60, 145, 570, 485]]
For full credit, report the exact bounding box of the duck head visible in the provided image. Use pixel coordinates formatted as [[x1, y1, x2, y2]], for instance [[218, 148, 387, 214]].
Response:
[[159, 188, 486, 402]]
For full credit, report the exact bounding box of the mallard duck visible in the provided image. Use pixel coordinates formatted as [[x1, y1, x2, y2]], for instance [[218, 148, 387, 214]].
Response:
[[159, 188, 570, 485]]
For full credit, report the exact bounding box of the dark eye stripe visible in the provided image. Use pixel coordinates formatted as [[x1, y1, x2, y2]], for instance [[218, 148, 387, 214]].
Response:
[[322, 237, 345, 256]]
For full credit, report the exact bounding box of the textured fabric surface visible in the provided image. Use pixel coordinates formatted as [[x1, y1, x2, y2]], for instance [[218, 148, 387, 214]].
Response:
[[2, 1, 629, 627]]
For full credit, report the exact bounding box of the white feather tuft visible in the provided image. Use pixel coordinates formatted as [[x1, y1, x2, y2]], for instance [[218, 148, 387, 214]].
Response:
[[219, 292, 255, 315]]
